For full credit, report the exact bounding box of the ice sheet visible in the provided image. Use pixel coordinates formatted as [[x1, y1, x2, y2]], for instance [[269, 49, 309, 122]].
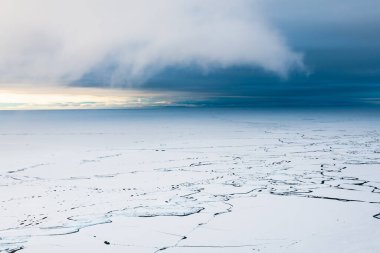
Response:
[[0, 109, 379, 252]]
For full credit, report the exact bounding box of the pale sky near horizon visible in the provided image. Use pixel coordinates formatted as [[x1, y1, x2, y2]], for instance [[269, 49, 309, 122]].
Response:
[[0, 86, 192, 110]]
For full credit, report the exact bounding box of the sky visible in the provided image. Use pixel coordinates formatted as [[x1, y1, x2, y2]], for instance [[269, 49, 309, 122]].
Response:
[[0, 0, 379, 109]]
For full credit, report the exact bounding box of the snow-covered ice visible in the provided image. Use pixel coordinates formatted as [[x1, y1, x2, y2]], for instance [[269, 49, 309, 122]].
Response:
[[0, 109, 379, 252]]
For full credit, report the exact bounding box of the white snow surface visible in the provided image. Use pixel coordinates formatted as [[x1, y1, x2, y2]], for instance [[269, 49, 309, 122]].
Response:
[[0, 109, 379, 252]]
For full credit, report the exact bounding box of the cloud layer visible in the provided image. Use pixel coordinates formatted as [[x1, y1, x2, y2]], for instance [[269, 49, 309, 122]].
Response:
[[0, 0, 303, 86]]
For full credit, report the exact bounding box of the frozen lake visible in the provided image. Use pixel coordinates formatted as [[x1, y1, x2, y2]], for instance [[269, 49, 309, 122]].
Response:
[[0, 109, 380, 252]]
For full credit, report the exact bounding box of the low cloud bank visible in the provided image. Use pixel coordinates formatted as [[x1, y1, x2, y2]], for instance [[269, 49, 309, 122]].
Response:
[[0, 0, 303, 86]]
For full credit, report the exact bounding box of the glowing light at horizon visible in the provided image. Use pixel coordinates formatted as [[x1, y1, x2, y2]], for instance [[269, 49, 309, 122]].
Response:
[[0, 87, 177, 110]]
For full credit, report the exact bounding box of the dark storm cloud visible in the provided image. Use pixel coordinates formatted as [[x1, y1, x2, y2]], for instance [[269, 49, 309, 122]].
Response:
[[134, 0, 380, 107]]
